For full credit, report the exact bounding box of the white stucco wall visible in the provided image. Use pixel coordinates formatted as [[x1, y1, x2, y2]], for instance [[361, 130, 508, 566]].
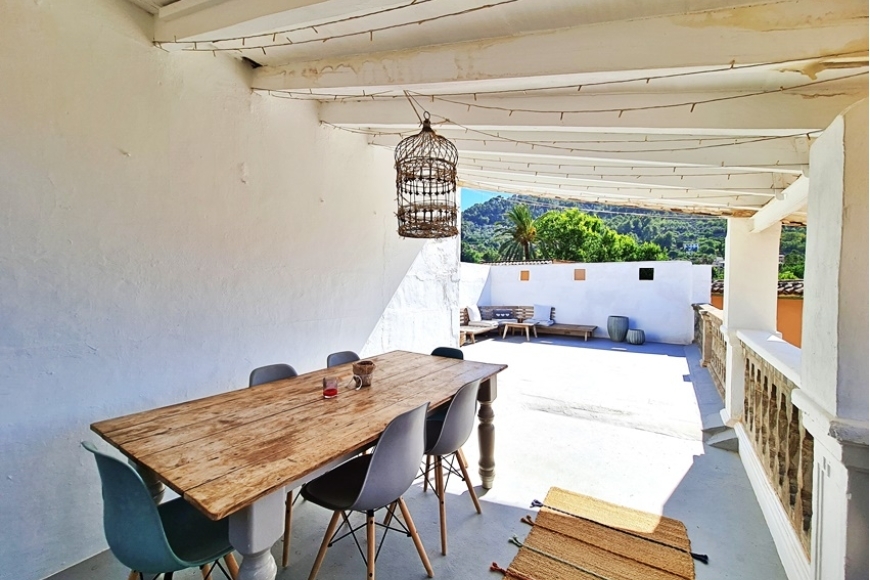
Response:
[[802, 101, 869, 423], [691, 265, 713, 304], [0, 2, 456, 579], [483, 261, 696, 344], [458, 262, 492, 310]]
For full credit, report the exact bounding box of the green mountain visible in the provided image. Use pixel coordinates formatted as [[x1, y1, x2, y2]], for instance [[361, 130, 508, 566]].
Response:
[[460, 194, 806, 279]]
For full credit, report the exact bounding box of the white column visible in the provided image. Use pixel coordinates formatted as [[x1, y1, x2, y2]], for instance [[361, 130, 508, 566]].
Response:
[[720, 217, 781, 423], [797, 99, 868, 580]]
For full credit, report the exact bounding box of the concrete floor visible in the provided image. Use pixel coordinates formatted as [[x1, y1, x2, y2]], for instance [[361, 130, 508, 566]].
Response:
[[51, 336, 786, 580]]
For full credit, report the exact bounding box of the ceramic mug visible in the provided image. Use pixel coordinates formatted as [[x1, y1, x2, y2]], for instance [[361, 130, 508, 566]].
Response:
[[351, 360, 375, 389]]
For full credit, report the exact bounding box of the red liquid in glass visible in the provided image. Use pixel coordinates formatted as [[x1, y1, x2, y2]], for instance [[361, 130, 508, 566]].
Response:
[[322, 377, 339, 399]]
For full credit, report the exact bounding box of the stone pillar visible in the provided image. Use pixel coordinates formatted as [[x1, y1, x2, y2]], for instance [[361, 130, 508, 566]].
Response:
[[797, 99, 868, 580], [720, 217, 781, 423]]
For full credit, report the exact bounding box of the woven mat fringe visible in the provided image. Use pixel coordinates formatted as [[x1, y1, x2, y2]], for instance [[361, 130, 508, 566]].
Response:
[[492, 488, 704, 580]]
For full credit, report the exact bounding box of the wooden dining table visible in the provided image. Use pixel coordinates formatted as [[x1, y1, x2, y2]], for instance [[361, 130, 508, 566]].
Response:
[[91, 350, 507, 580]]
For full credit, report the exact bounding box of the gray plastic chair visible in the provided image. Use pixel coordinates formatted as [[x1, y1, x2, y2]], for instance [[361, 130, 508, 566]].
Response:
[[249, 363, 297, 387], [82, 441, 237, 580], [423, 380, 483, 555], [326, 351, 360, 368], [300, 403, 433, 580], [431, 346, 463, 360], [248, 363, 299, 567]]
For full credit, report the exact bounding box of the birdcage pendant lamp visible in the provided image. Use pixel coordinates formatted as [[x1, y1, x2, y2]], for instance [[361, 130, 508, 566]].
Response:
[[394, 113, 458, 239]]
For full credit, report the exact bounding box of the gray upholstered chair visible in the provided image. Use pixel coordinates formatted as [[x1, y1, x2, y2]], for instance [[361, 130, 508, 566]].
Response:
[[248, 363, 298, 568], [423, 380, 483, 555], [249, 363, 297, 387], [300, 403, 433, 580], [326, 351, 360, 368]]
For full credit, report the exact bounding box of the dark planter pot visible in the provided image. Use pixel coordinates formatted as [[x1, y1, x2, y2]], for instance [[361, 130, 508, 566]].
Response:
[[607, 315, 629, 342], [626, 329, 646, 345]]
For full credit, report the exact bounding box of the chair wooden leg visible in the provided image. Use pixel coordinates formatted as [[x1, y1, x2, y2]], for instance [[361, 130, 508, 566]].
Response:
[[282, 490, 293, 567], [435, 455, 448, 555], [383, 501, 397, 527], [366, 511, 376, 580], [308, 511, 342, 580], [224, 553, 240, 580], [127, 571, 138, 580], [398, 497, 434, 578], [456, 450, 482, 514], [200, 564, 210, 579], [423, 456, 430, 492], [457, 447, 468, 470]]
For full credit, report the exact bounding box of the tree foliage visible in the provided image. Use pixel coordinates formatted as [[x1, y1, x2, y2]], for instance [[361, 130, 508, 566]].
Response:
[[461, 194, 806, 277], [535, 209, 667, 262], [495, 204, 538, 260]]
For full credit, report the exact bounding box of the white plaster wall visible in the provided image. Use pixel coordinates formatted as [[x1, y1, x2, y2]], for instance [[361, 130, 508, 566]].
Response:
[[485, 262, 696, 344], [0, 1, 456, 579], [458, 262, 493, 310], [802, 101, 869, 422], [691, 265, 713, 304]]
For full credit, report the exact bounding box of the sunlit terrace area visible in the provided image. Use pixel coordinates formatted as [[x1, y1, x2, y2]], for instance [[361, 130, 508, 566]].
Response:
[[4, 1, 866, 580], [51, 335, 786, 580]]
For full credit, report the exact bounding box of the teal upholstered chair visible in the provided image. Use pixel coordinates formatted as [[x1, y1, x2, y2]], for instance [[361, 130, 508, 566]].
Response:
[[82, 441, 237, 580]]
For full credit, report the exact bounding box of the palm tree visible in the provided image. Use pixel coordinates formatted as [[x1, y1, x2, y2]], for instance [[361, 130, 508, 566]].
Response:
[[496, 204, 537, 261]]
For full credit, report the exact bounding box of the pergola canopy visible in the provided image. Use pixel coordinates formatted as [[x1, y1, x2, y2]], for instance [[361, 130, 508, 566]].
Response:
[[131, 0, 869, 223]]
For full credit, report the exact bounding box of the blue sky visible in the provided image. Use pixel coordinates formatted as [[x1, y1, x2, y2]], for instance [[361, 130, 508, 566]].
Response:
[[460, 188, 512, 211]]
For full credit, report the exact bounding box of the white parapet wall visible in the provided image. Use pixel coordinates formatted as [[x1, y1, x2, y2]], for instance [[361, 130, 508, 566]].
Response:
[[460, 261, 707, 344]]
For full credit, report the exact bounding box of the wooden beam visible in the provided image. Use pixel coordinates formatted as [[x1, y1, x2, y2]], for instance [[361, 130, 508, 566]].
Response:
[[751, 175, 810, 231], [456, 161, 784, 190], [370, 132, 811, 170], [155, 0, 406, 42], [320, 89, 866, 135], [458, 168, 777, 199], [457, 179, 757, 217], [253, 0, 868, 90]]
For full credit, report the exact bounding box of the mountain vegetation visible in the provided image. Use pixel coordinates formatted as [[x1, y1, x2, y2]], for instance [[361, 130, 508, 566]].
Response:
[[460, 194, 806, 280]]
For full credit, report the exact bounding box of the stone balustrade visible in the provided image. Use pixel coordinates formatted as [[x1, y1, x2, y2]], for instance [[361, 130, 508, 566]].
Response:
[[738, 333, 813, 557], [693, 305, 814, 558], [693, 304, 726, 399]]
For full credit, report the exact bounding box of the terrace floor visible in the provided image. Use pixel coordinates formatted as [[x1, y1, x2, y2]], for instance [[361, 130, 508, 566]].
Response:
[[52, 335, 787, 580]]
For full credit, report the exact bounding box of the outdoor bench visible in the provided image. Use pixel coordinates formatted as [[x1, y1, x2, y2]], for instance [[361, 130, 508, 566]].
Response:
[[460, 306, 597, 342]]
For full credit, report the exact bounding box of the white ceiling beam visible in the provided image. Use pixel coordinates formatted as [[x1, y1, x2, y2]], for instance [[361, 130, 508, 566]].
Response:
[[458, 168, 777, 198], [459, 174, 770, 206], [155, 0, 407, 42], [456, 162, 782, 190], [457, 179, 758, 216], [370, 134, 810, 170], [319, 89, 865, 135], [751, 175, 810, 231], [253, 0, 868, 90]]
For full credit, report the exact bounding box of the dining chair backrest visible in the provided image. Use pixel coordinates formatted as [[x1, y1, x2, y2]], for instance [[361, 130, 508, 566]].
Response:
[[249, 363, 298, 387], [350, 403, 429, 512], [425, 380, 481, 456], [326, 351, 360, 368], [82, 441, 181, 574], [431, 347, 463, 360]]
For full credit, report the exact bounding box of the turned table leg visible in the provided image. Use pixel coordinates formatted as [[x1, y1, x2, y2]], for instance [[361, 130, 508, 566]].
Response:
[[229, 489, 285, 580], [477, 376, 497, 489]]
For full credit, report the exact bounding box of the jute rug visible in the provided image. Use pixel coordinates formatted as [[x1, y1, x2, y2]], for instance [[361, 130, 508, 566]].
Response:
[[493, 487, 703, 580]]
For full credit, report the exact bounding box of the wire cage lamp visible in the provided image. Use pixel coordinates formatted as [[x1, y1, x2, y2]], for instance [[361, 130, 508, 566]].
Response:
[[394, 112, 459, 239]]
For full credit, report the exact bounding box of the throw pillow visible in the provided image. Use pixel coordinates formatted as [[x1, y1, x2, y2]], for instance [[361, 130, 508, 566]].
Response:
[[493, 309, 513, 320], [467, 304, 482, 322], [533, 304, 552, 321], [481, 308, 493, 320]]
